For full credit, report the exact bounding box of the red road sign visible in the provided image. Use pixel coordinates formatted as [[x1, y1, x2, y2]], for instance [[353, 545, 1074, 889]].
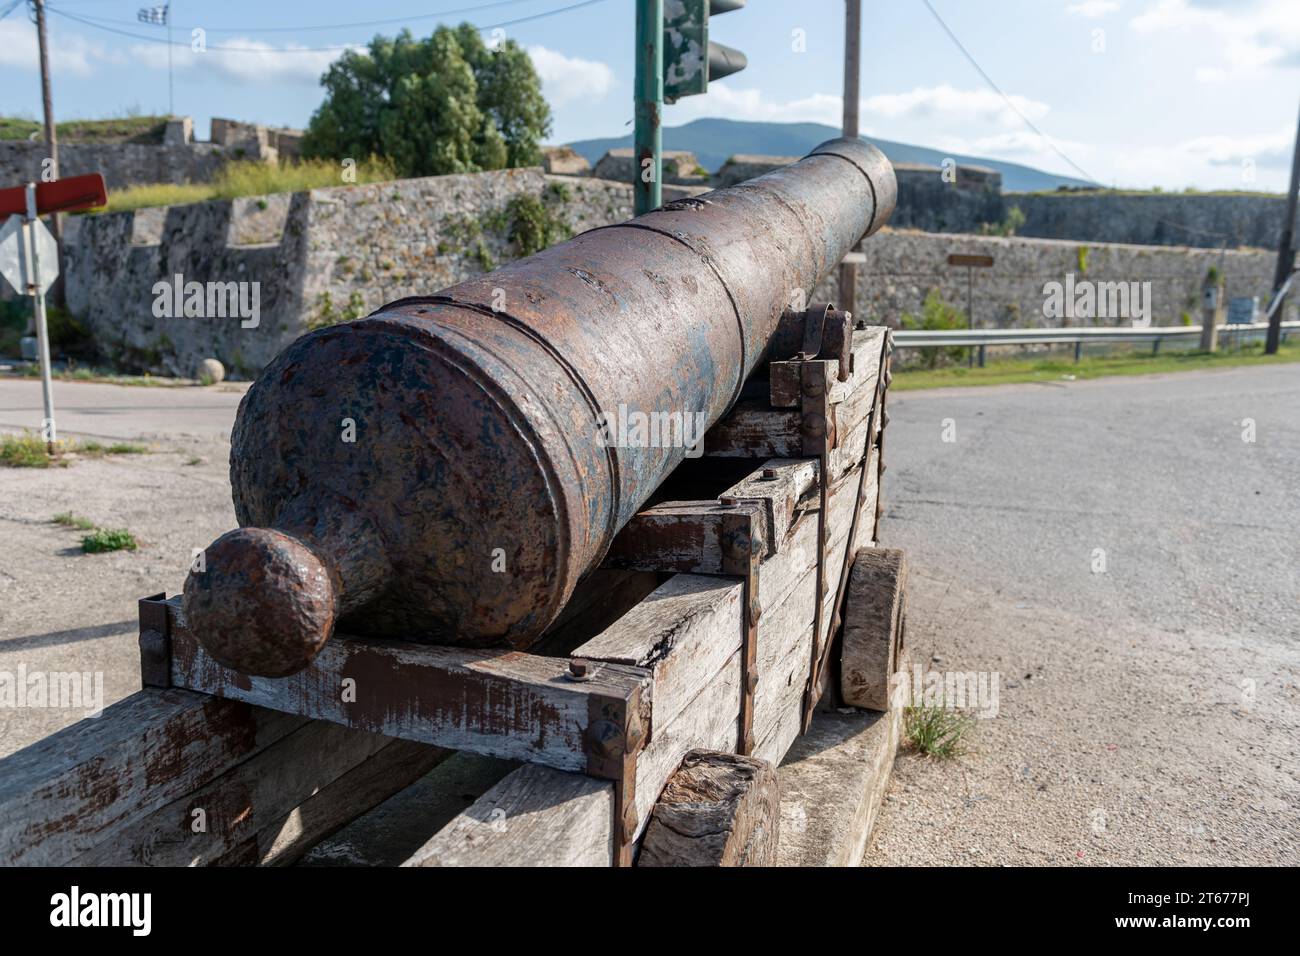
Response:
[[0, 174, 108, 218]]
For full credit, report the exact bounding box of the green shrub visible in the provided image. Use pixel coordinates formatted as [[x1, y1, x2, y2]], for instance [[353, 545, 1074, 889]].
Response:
[[505, 193, 569, 257], [81, 528, 138, 553], [900, 289, 968, 368], [977, 205, 1025, 237], [1, 432, 56, 468]]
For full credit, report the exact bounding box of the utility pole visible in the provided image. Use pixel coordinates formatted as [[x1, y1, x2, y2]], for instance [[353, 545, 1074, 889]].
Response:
[[1266, 98, 1300, 355], [633, 0, 664, 216], [32, 0, 60, 243], [837, 0, 862, 318]]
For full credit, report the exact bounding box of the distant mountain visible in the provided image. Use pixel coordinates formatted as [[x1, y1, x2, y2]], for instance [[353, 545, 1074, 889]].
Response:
[[566, 118, 1095, 193]]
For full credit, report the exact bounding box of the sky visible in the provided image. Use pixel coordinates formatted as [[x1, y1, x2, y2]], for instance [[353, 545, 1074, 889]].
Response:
[[0, 0, 1297, 191]]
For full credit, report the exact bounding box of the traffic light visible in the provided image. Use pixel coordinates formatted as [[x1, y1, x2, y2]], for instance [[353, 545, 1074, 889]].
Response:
[[664, 0, 747, 103]]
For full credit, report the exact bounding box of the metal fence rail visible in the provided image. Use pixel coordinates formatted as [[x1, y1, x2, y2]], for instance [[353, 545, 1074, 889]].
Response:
[[892, 321, 1299, 365]]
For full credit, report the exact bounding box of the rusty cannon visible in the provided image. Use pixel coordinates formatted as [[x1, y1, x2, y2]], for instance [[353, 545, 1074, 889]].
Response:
[[183, 138, 897, 677]]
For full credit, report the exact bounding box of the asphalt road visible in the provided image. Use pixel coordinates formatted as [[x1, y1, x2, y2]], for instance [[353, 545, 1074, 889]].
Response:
[[870, 363, 1299, 865], [0, 377, 247, 444]]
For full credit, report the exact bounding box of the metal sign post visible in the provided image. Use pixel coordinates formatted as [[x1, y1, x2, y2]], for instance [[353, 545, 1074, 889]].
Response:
[[25, 184, 56, 451], [947, 253, 995, 367], [0, 184, 61, 452], [633, 0, 664, 216]]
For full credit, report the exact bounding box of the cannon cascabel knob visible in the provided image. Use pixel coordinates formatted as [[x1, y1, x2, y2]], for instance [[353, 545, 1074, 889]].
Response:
[[182, 527, 338, 677]]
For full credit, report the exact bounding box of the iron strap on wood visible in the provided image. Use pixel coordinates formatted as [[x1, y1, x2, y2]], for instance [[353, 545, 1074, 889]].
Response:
[[798, 359, 834, 729], [719, 501, 763, 756], [802, 328, 891, 726]]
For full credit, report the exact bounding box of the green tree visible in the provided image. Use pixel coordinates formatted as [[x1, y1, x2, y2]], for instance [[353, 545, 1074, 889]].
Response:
[[301, 25, 551, 177], [453, 25, 551, 168]]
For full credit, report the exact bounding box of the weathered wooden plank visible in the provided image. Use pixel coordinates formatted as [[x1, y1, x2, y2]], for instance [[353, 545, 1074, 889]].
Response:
[[297, 751, 520, 867], [607, 457, 817, 575], [703, 400, 801, 459], [753, 452, 872, 627], [828, 327, 886, 406], [602, 501, 735, 573], [637, 750, 780, 867], [754, 460, 879, 762], [246, 739, 454, 866], [532, 569, 662, 656], [403, 763, 615, 867], [575, 574, 744, 734], [69, 720, 399, 866], [166, 600, 652, 774], [0, 688, 303, 867], [719, 458, 818, 552], [776, 705, 902, 867], [828, 397, 883, 480], [632, 649, 742, 839]]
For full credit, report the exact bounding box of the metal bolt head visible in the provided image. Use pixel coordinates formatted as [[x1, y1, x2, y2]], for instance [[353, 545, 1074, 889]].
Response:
[[568, 658, 592, 681], [761, 468, 777, 480]]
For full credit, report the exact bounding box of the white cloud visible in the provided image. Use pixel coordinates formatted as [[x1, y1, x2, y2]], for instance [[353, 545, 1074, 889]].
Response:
[[1067, 1, 1121, 17], [864, 84, 1050, 129], [526, 45, 613, 105], [1130, 0, 1300, 74], [936, 123, 1293, 191], [0, 20, 118, 76], [666, 84, 843, 126], [128, 38, 351, 85]]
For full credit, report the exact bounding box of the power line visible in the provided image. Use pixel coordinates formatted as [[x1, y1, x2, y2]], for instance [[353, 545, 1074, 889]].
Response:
[[920, 0, 1099, 185], [45, 0, 611, 52], [49, 0, 551, 34]]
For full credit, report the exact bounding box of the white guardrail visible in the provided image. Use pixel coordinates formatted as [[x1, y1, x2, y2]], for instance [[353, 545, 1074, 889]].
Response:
[[892, 321, 1298, 363]]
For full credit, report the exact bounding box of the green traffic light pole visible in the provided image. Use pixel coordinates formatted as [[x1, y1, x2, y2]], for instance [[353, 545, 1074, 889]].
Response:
[[634, 0, 663, 216]]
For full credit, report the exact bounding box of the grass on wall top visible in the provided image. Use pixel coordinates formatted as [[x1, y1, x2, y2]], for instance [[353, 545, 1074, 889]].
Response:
[[0, 115, 169, 143], [92, 157, 400, 214]]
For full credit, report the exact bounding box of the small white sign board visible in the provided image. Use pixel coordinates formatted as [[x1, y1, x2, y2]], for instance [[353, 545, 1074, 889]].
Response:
[[0, 213, 59, 296]]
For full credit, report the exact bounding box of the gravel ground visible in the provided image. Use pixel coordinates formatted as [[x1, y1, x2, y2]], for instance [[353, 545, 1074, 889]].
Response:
[[867, 364, 1300, 865], [0, 379, 245, 756]]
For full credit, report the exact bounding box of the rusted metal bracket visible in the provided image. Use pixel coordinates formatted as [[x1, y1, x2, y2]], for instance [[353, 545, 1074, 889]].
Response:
[[800, 304, 854, 382], [871, 341, 894, 546], [799, 359, 835, 731], [138, 592, 173, 688], [718, 501, 763, 756], [583, 682, 649, 867], [769, 303, 854, 381]]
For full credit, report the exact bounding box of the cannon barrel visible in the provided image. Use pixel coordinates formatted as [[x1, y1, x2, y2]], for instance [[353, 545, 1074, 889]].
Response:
[[184, 138, 897, 677]]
